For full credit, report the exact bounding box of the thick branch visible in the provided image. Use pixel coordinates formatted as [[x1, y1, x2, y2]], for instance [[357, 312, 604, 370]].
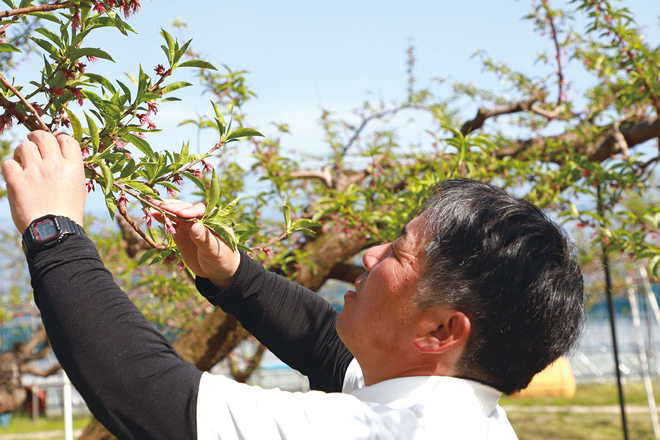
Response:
[[495, 116, 659, 162], [20, 363, 60, 377], [328, 261, 364, 284], [460, 97, 537, 135], [0, 76, 49, 131], [289, 166, 333, 188], [0, 93, 41, 130]]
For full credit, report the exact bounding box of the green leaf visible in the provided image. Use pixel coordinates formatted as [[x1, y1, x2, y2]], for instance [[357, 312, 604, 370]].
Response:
[[29, 37, 57, 57], [205, 168, 220, 218], [160, 29, 176, 65], [105, 193, 117, 220], [71, 48, 115, 62], [84, 112, 100, 154], [125, 180, 158, 196], [27, 12, 62, 24], [0, 43, 21, 53], [119, 158, 136, 179], [210, 197, 241, 220], [201, 220, 237, 251], [137, 248, 158, 266], [160, 81, 192, 95], [226, 128, 263, 141], [64, 108, 83, 143], [182, 172, 206, 193], [85, 73, 117, 94], [34, 27, 62, 48], [124, 72, 138, 86], [180, 141, 189, 162], [125, 133, 155, 159], [99, 162, 114, 195], [177, 60, 217, 70]]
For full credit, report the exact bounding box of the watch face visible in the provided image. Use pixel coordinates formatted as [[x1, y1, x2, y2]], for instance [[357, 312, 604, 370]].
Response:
[[34, 219, 58, 242]]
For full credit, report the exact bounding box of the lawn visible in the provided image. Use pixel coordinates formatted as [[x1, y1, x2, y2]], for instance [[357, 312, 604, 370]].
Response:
[[502, 381, 660, 440]]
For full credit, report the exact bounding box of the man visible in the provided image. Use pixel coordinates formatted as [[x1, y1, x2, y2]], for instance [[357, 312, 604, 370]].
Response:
[[2, 131, 584, 439]]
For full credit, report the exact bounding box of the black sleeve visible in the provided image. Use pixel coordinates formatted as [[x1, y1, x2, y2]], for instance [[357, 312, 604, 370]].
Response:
[[29, 235, 202, 440], [196, 252, 354, 393]]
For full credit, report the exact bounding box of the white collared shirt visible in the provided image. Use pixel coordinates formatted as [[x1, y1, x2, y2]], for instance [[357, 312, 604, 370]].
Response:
[[196, 359, 518, 439]]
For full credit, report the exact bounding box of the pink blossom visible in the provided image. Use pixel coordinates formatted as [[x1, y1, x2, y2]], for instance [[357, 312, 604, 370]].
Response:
[[154, 64, 165, 75], [264, 247, 274, 257], [86, 56, 98, 63], [143, 209, 155, 228], [75, 62, 87, 74], [93, 2, 107, 14], [164, 217, 176, 235], [147, 101, 159, 114], [114, 139, 126, 150], [167, 186, 176, 197], [125, 152, 133, 159], [137, 132, 146, 139], [191, 170, 202, 179], [203, 160, 213, 173], [86, 180, 95, 193], [72, 10, 81, 30], [178, 262, 185, 272], [117, 193, 128, 208], [81, 146, 91, 156]]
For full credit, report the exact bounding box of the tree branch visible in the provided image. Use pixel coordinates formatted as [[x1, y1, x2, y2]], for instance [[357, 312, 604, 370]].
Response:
[[0, 75, 49, 131], [289, 166, 333, 187], [460, 97, 537, 135], [20, 363, 60, 377], [328, 261, 364, 284], [0, 1, 73, 19], [495, 115, 659, 162]]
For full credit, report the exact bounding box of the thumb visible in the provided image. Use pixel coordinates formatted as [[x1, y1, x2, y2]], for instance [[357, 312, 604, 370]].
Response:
[[190, 222, 209, 243]]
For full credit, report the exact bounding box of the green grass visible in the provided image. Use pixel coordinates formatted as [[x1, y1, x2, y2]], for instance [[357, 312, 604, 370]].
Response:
[[502, 381, 660, 440], [0, 411, 91, 435], [501, 381, 660, 407]]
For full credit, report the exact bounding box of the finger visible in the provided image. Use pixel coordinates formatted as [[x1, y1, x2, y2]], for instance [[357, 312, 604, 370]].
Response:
[[13, 141, 42, 168], [27, 130, 61, 160], [2, 159, 23, 182], [54, 132, 83, 160], [161, 201, 207, 219]]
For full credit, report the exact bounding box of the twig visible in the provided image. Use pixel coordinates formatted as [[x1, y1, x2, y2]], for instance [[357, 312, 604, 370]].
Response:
[[250, 231, 287, 251], [0, 75, 49, 131], [117, 203, 165, 250], [0, 1, 73, 19], [542, 0, 565, 107]]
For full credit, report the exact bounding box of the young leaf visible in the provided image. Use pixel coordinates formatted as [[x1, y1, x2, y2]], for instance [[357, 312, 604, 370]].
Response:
[[64, 108, 83, 143], [178, 60, 217, 70], [200, 220, 237, 251], [161, 81, 192, 95], [0, 43, 21, 53], [105, 193, 117, 220], [84, 112, 100, 153], [125, 133, 155, 159], [98, 162, 114, 195], [137, 248, 158, 266], [71, 48, 115, 63], [204, 168, 220, 218], [225, 128, 263, 142]]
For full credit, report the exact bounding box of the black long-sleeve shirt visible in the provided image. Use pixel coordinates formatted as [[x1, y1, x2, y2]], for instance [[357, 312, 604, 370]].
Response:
[[28, 235, 353, 439]]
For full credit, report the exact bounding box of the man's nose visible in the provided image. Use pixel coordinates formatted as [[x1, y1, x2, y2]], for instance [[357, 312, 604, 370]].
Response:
[[362, 243, 391, 271]]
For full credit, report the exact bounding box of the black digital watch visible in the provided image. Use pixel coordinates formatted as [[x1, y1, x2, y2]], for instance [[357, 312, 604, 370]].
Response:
[[21, 215, 86, 260]]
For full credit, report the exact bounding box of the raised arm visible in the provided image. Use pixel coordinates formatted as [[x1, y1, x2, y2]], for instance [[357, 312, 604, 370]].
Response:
[[158, 202, 355, 393], [3, 132, 202, 439]]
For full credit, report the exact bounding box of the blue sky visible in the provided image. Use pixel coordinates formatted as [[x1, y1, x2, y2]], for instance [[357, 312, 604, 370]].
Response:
[[1, 0, 659, 218]]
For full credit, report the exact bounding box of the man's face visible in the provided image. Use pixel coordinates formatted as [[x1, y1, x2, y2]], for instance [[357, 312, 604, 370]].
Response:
[[336, 213, 428, 369]]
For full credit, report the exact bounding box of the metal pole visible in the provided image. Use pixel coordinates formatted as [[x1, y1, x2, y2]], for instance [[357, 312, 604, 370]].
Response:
[[598, 184, 629, 440], [63, 371, 73, 440], [627, 277, 660, 438], [640, 266, 659, 380]]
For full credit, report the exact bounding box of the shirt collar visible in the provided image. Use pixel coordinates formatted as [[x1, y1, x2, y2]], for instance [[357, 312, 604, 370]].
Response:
[[349, 375, 502, 417]]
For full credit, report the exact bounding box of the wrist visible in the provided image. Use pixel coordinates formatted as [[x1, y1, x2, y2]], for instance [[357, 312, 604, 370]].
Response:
[[22, 215, 86, 262]]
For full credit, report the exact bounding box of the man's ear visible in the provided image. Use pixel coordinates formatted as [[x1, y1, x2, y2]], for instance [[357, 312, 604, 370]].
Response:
[[413, 308, 471, 354]]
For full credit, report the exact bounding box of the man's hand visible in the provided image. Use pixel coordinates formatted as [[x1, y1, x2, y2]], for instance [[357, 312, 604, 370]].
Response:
[[2, 131, 86, 233], [154, 200, 240, 290]]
